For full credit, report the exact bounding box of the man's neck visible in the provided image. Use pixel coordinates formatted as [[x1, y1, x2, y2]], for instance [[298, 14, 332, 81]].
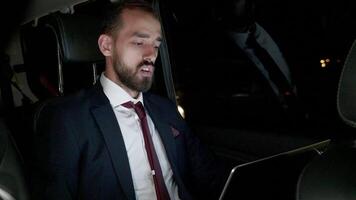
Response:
[[103, 72, 140, 99]]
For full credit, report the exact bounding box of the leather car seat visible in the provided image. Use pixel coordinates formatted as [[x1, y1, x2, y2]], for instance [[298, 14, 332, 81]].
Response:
[[20, 11, 105, 198]]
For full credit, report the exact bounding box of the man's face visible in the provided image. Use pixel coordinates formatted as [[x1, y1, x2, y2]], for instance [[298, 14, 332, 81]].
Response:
[[103, 8, 162, 96]]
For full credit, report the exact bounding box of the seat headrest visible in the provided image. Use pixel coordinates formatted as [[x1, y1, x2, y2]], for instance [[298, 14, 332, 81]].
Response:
[[20, 12, 105, 98], [41, 13, 104, 64], [337, 39, 356, 128]]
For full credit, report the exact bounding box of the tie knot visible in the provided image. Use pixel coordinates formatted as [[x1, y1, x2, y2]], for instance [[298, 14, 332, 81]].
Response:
[[122, 101, 146, 119]]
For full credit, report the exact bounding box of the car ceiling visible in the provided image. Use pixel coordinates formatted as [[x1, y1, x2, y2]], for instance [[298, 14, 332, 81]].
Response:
[[23, 0, 90, 24], [22, 0, 125, 24]]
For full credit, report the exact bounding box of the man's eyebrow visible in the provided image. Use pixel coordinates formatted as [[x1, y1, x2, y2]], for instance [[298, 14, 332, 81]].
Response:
[[132, 32, 162, 42], [133, 32, 149, 38]]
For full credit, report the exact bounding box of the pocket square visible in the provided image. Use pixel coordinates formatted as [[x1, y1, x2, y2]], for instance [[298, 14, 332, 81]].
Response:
[[171, 126, 180, 138]]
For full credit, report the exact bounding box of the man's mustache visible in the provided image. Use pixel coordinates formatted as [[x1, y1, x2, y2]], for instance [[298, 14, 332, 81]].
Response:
[[138, 60, 154, 68]]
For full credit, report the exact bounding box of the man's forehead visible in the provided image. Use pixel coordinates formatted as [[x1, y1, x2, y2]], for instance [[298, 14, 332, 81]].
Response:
[[120, 9, 162, 37]]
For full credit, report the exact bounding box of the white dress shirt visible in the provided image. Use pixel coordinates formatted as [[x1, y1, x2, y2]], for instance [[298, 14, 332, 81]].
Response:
[[100, 73, 180, 200], [229, 22, 294, 97]]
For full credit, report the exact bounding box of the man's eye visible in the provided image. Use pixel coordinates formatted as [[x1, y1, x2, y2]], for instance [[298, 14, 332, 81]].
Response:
[[154, 43, 161, 49], [134, 42, 143, 46]]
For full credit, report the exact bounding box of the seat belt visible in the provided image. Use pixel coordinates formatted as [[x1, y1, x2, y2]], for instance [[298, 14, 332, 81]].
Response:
[[153, 0, 177, 105]]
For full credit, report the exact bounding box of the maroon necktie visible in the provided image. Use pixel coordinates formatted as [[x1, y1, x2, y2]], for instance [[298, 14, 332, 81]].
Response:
[[122, 101, 170, 200]]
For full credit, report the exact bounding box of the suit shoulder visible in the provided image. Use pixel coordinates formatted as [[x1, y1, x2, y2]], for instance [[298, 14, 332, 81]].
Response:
[[37, 87, 99, 117]]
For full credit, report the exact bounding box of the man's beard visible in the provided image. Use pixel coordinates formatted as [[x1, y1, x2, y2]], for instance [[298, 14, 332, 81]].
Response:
[[113, 56, 154, 93]]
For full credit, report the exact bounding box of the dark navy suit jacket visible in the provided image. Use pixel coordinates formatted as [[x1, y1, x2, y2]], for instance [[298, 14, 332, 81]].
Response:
[[32, 84, 224, 200]]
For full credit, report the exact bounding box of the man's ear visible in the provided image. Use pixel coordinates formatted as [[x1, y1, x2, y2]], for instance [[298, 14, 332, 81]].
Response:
[[98, 34, 113, 56]]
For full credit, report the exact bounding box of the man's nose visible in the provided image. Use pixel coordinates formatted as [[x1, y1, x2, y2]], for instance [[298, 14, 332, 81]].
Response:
[[142, 45, 158, 62]]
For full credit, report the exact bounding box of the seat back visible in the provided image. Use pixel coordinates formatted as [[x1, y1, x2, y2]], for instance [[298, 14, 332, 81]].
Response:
[[21, 12, 104, 100]]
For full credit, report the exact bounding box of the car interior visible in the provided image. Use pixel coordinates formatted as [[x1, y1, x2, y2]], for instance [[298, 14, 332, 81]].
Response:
[[0, 0, 356, 199]]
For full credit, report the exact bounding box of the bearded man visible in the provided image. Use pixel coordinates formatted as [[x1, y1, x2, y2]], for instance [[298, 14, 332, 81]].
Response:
[[32, 2, 226, 200]]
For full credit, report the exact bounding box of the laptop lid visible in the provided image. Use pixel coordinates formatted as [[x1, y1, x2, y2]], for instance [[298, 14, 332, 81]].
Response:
[[219, 139, 330, 200]]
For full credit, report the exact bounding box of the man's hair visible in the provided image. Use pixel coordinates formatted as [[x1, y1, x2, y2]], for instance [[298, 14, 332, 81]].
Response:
[[101, 0, 159, 35]]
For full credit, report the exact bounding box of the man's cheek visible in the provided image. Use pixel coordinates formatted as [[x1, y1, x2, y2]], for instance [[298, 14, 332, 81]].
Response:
[[126, 52, 142, 67]]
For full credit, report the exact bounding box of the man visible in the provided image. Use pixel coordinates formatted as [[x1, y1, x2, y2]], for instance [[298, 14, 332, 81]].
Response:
[[32, 1, 225, 200]]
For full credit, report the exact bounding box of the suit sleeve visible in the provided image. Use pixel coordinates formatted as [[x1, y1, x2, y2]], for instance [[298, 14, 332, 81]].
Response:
[[31, 104, 80, 200], [183, 123, 229, 199], [168, 102, 229, 200]]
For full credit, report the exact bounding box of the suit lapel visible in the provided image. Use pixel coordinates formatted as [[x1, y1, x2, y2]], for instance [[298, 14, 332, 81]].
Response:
[[143, 96, 178, 171], [90, 86, 135, 200]]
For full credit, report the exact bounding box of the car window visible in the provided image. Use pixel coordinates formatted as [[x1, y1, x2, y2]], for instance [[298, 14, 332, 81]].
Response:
[[158, 0, 356, 163], [162, 0, 356, 132]]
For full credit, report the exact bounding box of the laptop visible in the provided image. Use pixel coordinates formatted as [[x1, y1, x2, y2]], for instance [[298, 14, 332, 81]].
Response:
[[218, 139, 330, 200]]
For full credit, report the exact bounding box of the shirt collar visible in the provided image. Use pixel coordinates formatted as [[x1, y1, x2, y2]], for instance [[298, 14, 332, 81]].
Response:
[[100, 72, 144, 108]]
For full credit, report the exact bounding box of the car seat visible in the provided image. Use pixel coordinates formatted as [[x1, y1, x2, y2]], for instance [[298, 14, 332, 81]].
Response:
[[0, 119, 29, 200], [296, 39, 356, 200], [20, 11, 105, 198]]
